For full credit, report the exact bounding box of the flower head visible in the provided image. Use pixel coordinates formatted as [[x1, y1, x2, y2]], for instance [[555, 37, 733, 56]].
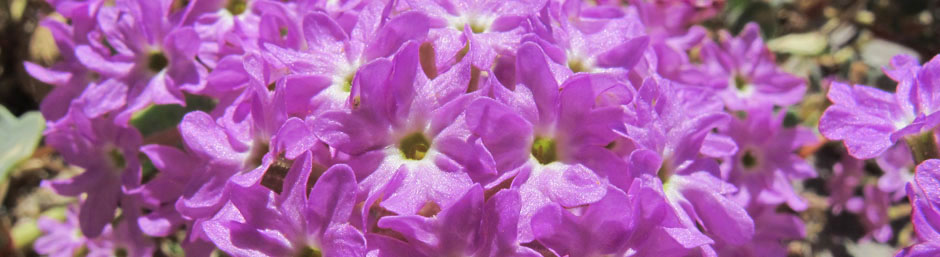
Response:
[[43, 106, 142, 237], [720, 107, 817, 210], [71, 0, 208, 124], [897, 159, 940, 256], [205, 158, 366, 257], [820, 55, 940, 159], [464, 43, 633, 241], [617, 77, 754, 251], [683, 23, 805, 110], [35, 204, 154, 257]]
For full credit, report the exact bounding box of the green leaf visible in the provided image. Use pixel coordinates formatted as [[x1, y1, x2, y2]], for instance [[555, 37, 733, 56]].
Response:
[[130, 94, 216, 136], [0, 106, 45, 184], [726, 1, 777, 37]]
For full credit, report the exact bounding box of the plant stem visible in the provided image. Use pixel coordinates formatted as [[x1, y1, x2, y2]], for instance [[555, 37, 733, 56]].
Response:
[[906, 132, 940, 164]]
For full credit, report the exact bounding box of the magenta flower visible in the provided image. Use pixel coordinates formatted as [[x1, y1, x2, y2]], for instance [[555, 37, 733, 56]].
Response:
[[262, 1, 433, 113], [190, 0, 264, 68], [172, 51, 322, 220], [35, 203, 154, 257], [715, 205, 806, 257], [720, 107, 817, 211], [376, 185, 487, 256], [43, 106, 143, 237], [848, 185, 894, 243], [617, 77, 753, 252], [313, 40, 483, 217], [828, 154, 865, 214], [35, 206, 114, 257], [173, 109, 263, 219], [375, 186, 540, 257], [23, 1, 100, 121], [877, 142, 916, 200], [827, 152, 893, 243], [205, 158, 365, 257], [464, 42, 630, 241], [897, 159, 940, 256], [531, 0, 649, 76], [71, 0, 208, 124], [820, 55, 940, 159], [531, 187, 639, 257], [399, 0, 544, 72], [614, 175, 715, 256], [132, 144, 197, 237], [616, 77, 734, 169], [681, 23, 805, 110], [130, 144, 218, 256], [22, 0, 870, 256], [531, 181, 715, 257], [629, 0, 721, 44]]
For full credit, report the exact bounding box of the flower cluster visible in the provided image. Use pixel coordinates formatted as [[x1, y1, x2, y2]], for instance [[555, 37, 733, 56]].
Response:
[[26, 0, 838, 256], [817, 53, 940, 255]]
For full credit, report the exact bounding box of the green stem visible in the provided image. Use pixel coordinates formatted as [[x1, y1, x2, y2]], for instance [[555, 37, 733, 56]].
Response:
[[906, 132, 940, 164]]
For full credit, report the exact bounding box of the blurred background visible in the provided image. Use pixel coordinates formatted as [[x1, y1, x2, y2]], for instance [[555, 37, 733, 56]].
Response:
[[0, 0, 937, 256]]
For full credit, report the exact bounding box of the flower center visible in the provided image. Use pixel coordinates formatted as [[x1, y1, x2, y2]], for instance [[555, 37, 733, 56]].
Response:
[[735, 75, 747, 89], [108, 147, 126, 171], [568, 58, 589, 73], [297, 246, 322, 257], [657, 160, 673, 184], [340, 73, 354, 92], [75, 245, 90, 257], [470, 21, 487, 34], [740, 150, 758, 169], [450, 14, 492, 34], [687, 46, 702, 64], [279, 26, 289, 39], [731, 74, 754, 96], [147, 51, 169, 72], [531, 137, 558, 165], [330, 61, 359, 95], [226, 0, 247, 15], [399, 132, 431, 160], [566, 50, 593, 73], [114, 248, 128, 257]]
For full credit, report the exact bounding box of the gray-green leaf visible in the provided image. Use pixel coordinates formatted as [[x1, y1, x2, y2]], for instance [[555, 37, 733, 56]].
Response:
[[0, 106, 45, 184]]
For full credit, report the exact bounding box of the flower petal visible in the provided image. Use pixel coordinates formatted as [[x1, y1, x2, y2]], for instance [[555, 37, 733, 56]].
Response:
[[595, 36, 650, 71], [675, 174, 755, 245], [364, 11, 430, 59], [516, 42, 559, 126], [323, 224, 368, 257], [179, 111, 244, 164], [306, 164, 358, 236], [465, 98, 534, 172]]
